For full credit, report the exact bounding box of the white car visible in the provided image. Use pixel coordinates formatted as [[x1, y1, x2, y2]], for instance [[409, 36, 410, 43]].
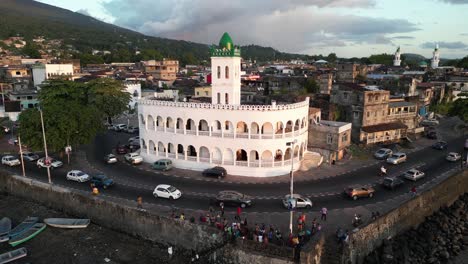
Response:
[[37, 157, 63, 169], [1, 156, 21, 167], [128, 136, 140, 143], [22, 151, 40, 162], [446, 152, 461, 162], [104, 154, 118, 164], [124, 152, 143, 165], [402, 169, 425, 181], [153, 184, 182, 200], [112, 124, 127, 132], [282, 194, 313, 209], [386, 153, 407, 165], [66, 170, 90, 182]]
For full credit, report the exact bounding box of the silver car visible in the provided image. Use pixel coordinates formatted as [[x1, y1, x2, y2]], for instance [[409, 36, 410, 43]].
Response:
[[282, 194, 313, 209], [386, 152, 407, 165], [403, 169, 425, 181], [374, 148, 393, 159]]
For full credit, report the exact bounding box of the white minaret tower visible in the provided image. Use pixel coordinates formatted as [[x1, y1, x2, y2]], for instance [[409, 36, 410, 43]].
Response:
[[393, 46, 401, 66], [210, 32, 241, 105], [431, 44, 440, 69]]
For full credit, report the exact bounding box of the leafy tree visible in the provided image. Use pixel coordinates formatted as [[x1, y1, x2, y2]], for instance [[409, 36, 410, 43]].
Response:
[[304, 79, 319, 94], [140, 49, 163, 61], [326, 53, 337, 63], [368, 53, 393, 65], [456, 56, 468, 69], [88, 78, 131, 124], [448, 99, 468, 122], [75, 53, 105, 65], [21, 42, 41, 58], [355, 74, 367, 83]]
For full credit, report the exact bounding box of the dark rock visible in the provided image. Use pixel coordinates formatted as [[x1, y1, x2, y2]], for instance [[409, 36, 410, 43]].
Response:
[[439, 250, 450, 260]]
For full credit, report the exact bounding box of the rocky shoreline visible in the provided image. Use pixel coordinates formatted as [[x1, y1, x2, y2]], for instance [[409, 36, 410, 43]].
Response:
[[364, 193, 468, 264]]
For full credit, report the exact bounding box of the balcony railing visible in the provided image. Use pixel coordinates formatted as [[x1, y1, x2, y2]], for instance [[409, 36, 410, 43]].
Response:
[[199, 131, 210, 136], [237, 133, 249, 138], [236, 161, 248, 167], [144, 127, 308, 139], [199, 157, 210, 163], [186, 130, 196, 135], [187, 156, 197, 161]]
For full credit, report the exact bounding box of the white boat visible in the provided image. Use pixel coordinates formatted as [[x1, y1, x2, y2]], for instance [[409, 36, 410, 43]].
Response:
[[0, 217, 11, 242], [44, 218, 90, 228], [0, 247, 27, 264]]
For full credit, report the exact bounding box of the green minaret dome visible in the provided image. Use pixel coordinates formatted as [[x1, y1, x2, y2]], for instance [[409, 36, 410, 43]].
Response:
[[219, 32, 234, 50]]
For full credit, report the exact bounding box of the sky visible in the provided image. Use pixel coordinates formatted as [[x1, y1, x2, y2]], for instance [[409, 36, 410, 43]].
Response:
[[37, 0, 468, 59]]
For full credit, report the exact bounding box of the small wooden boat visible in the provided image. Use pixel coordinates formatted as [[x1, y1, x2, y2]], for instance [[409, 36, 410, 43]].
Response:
[[8, 217, 39, 239], [0, 247, 27, 264], [0, 217, 12, 242], [44, 218, 90, 229], [9, 223, 46, 247]]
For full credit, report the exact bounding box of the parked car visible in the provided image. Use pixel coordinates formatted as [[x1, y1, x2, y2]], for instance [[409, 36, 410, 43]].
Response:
[[125, 143, 140, 152], [124, 152, 143, 165], [202, 166, 227, 179], [421, 119, 439, 126], [282, 194, 313, 209], [116, 145, 128, 154], [153, 184, 182, 200], [446, 152, 461, 162], [37, 157, 63, 169], [432, 141, 447, 150], [66, 170, 90, 182], [374, 148, 393, 159], [21, 151, 39, 162], [382, 177, 405, 190], [125, 126, 139, 134], [1, 155, 21, 167], [128, 136, 140, 144], [344, 187, 375, 200], [426, 131, 438, 140], [152, 159, 173, 171], [90, 174, 114, 189], [104, 154, 118, 164], [386, 152, 407, 165], [213, 190, 252, 208], [112, 124, 127, 132], [402, 169, 425, 181]]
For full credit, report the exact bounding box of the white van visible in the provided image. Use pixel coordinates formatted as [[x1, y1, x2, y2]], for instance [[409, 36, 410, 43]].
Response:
[[112, 124, 127, 132]]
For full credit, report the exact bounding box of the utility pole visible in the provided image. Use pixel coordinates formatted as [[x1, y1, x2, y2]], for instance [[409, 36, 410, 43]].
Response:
[[287, 139, 297, 234], [18, 134, 26, 177], [39, 108, 52, 184]]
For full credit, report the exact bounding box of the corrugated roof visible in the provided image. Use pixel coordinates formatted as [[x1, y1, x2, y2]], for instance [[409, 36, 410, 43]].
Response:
[[361, 122, 407, 133]]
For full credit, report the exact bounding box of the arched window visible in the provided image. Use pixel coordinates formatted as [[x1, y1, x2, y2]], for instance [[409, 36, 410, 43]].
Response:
[[217, 92, 221, 104], [225, 93, 229, 104], [225, 66, 229, 79], [217, 66, 221, 79]]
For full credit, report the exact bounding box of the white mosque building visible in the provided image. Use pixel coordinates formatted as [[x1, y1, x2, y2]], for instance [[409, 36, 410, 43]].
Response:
[[393, 46, 401, 67], [431, 44, 440, 69], [137, 33, 310, 177]]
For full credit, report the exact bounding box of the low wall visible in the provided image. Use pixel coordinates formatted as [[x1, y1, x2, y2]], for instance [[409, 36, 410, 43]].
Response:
[[0, 173, 224, 252], [344, 169, 468, 264]]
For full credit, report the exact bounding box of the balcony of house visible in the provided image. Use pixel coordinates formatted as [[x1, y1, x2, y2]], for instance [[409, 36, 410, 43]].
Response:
[[360, 122, 408, 144], [388, 101, 417, 119]]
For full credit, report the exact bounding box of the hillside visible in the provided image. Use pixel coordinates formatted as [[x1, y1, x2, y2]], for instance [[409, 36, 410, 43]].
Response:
[[0, 0, 309, 64]]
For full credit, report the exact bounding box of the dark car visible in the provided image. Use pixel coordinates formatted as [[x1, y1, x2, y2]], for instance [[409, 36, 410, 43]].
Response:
[[90, 174, 114, 189], [116, 145, 128, 154], [213, 190, 252, 208], [431, 141, 447, 150], [202, 166, 227, 179], [125, 126, 139, 134], [125, 143, 141, 152], [426, 131, 438, 140], [382, 177, 404, 190]]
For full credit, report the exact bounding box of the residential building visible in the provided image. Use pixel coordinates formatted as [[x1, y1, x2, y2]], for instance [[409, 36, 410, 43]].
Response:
[[193, 86, 211, 98], [143, 59, 179, 81], [32, 63, 74, 87], [138, 33, 310, 177], [335, 63, 367, 83], [387, 100, 418, 132], [331, 83, 408, 144], [308, 118, 352, 163]]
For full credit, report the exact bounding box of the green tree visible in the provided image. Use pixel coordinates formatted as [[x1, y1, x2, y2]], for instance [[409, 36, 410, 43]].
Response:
[[326, 53, 337, 63], [140, 49, 163, 61], [88, 78, 131, 124], [21, 42, 41, 58], [19, 80, 102, 152], [448, 99, 468, 122], [456, 56, 468, 69], [304, 79, 319, 94], [368, 53, 393, 65]]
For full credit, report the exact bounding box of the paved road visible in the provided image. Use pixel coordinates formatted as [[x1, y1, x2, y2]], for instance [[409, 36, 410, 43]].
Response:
[[2, 131, 463, 214]]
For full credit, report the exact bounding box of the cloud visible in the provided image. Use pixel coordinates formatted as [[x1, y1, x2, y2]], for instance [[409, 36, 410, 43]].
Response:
[[76, 9, 91, 16], [392, 36, 415, 39], [100, 0, 417, 53], [438, 0, 468, 4], [461, 33, 468, 36], [420, 41, 467, 49]]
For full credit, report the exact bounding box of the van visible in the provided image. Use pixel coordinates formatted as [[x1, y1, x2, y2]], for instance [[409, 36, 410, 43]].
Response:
[[152, 159, 173, 171], [421, 119, 439, 127]]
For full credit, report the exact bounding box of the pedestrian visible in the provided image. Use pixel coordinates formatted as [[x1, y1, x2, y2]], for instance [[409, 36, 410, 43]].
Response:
[[180, 213, 185, 220], [410, 186, 417, 196], [236, 206, 242, 221], [137, 196, 143, 209], [92, 186, 99, 196], [209, 206, 214, 214], [321, 207, 328, 221], [220, 202, 225, 217]]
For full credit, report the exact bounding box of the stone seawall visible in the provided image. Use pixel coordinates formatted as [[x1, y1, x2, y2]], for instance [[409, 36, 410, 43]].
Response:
[[343, 169, 468, 264], [0, 173, 224, 252]]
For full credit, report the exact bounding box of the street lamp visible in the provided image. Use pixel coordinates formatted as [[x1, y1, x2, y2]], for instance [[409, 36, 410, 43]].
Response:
[[39, 108, 52, 184], [286, 139, 297, 234]]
